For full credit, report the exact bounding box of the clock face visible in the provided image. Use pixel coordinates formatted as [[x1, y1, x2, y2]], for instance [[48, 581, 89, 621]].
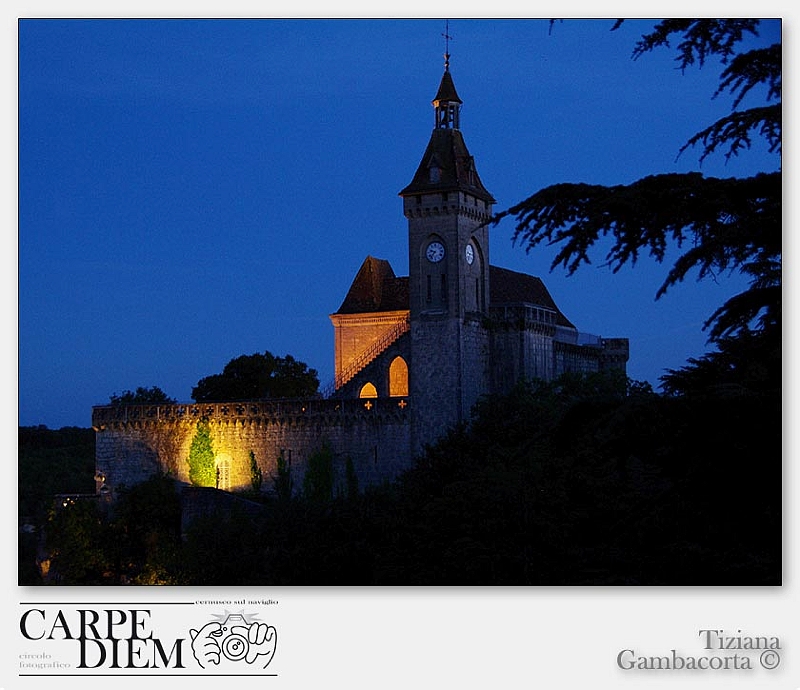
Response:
[[426, 241, 445, 263], [465, 244, 475, 265]]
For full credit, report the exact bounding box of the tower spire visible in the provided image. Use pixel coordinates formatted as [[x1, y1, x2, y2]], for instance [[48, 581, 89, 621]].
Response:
[[432, 23, 462, 131], [442, 20, 453, 71]]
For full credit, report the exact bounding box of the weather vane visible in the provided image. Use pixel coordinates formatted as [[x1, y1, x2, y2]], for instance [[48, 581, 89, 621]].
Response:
[[442, 20, 453, 70]]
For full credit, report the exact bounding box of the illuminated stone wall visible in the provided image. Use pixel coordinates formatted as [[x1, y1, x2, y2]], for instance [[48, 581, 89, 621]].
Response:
[[329, 311, 409, 387], [93, 398, 411, 498], [334, 333, 410, 400]]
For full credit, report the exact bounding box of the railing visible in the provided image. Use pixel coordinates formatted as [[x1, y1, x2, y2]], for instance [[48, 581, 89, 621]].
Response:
[[92, 396, 410, 426], [320, 316, 410, 398], [488, 303, 558, 327]]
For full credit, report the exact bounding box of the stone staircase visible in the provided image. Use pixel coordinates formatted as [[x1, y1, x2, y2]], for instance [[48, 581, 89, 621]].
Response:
[[321, 316, 410, 398]]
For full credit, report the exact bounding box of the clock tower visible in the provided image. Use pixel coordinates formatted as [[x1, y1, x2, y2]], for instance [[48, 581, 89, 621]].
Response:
[[399, 56, 495, 452]]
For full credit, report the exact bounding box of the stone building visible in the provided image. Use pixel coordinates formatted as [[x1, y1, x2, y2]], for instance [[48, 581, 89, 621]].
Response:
[[328, 60, 629, 452], [92, 58, 628, 498]]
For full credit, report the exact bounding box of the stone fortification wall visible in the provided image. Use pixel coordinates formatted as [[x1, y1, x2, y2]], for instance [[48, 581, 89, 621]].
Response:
[[489, 304, 557, 394], [93, 398, 412, 498]]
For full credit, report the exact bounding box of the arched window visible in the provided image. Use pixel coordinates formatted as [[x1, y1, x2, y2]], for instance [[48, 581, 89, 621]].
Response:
[[359, 382, 378, 399], [388, 356, 409, 397], [215, 453, 232, 491]]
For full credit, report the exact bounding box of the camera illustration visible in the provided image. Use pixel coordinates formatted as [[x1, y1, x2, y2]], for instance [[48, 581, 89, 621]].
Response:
[[214, 614, 252, 662], [190, 612, 278, 669]]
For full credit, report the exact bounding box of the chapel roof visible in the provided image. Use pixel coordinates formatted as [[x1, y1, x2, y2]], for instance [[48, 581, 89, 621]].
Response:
[[335, 256, 410, 314]]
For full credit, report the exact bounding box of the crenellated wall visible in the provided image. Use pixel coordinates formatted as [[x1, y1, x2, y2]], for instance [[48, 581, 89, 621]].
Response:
[[92, 398, 412, 498]]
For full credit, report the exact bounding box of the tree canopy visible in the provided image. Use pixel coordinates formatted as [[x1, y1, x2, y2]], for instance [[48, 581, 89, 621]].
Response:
[[494, 20, 780, 393], [192, 351, 319, 402], [109, 386, 176, 405]]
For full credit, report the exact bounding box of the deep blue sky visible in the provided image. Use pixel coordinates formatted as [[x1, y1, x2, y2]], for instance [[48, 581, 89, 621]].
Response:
[[18, 18, 781, 429]]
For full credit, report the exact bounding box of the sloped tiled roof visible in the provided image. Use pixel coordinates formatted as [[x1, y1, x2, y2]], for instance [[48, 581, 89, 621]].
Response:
[[336, 258, 575, 328], [399, 128, 495, 203], [489, 265, 576, 329], [335, 256, 410, 314]]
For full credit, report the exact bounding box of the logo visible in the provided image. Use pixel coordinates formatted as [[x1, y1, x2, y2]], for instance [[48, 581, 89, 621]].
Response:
[[190, 613, 277, 669], [17, 605, 279, 676]]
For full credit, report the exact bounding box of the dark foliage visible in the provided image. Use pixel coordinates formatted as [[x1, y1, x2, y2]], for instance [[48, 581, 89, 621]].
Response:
[[175, 373, 778, 585], [192, 351, 319, 402], [112, 475, 184, 584], [29, 371, 779, 585], [18, 426, 95, 520], [38, 475, 184, 585], [43, 498, 114, 584], [110, 386, 176, 405], [495, 19, 781, 395], [250, 450, 263, 493]]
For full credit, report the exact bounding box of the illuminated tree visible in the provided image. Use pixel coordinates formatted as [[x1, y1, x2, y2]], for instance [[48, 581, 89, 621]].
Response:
[[187, 420, 216, 487]]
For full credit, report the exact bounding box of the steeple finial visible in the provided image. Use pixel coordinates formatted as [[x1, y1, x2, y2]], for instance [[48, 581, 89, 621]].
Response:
[[442, 20, 453, 71]]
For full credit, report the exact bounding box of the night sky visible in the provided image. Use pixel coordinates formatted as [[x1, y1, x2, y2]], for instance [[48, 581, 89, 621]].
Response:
[[18, 18, 781, 428]]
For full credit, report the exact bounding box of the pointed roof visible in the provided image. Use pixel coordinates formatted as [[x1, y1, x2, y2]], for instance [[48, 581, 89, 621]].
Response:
[[400, 66, 494, 202], [399, 128, 495, 202], [489, 266, 576, 329], [335, 256, 410, 314], [433, 69, 462, 105]]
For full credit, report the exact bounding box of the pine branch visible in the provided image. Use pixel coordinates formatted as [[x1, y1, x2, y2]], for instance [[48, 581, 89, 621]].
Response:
[[680, 105, 781, 162]]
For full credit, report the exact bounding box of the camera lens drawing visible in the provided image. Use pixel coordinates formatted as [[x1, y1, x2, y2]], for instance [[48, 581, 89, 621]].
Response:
[[190, 614, 277, 669]]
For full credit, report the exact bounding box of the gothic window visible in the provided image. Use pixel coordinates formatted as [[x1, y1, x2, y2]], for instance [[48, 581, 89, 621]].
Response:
[[429, 166, 441, 183], [215, 453, 232, 491], [388, 357, 409, 397], [359, 382, 378, 399]]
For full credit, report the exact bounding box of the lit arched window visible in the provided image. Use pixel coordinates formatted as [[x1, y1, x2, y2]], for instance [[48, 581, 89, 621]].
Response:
[[359, 382, 378, 399], [388, 356, 409, 397], [215, 453, 232, 491]]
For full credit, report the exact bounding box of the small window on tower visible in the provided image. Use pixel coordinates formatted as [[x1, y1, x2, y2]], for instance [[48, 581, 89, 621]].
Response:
[[441, 273, 447, 301], [429, 166, 441, 183]]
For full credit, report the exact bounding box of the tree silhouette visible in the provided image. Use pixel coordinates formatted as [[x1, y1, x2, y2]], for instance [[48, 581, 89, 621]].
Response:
[[192, 351, 319, 402], [495, 20, 780, 392], [109, 386, 176, 405]]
